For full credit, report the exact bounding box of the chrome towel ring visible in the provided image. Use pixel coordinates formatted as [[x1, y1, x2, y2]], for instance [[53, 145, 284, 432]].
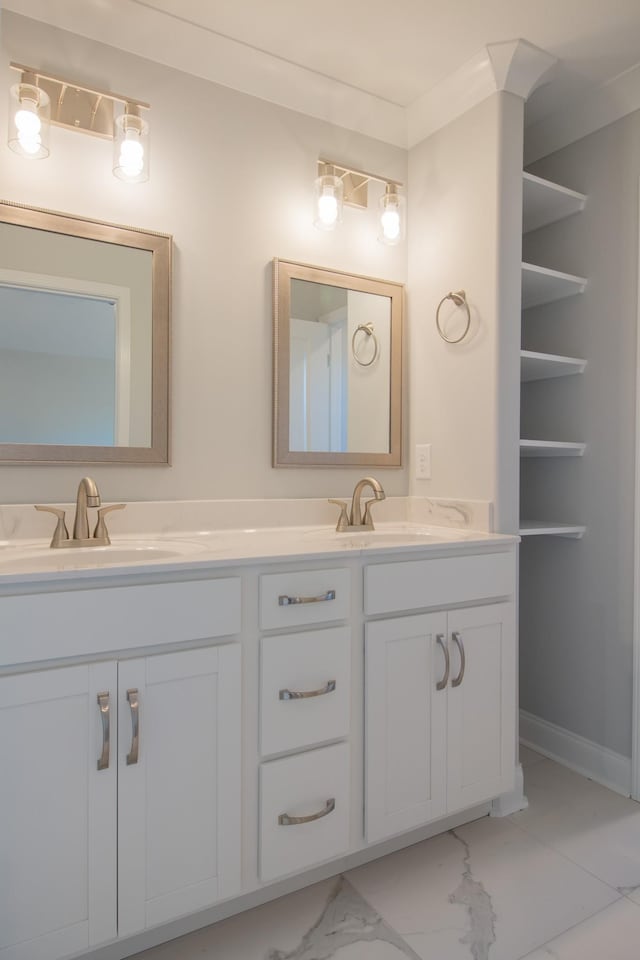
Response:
[[352, 322, 380, 366], [435, 290, 471, 344]]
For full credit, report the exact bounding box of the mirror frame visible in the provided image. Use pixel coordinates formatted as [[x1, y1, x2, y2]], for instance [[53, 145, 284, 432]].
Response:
[[273, 258, 403, 467], [0, 200, 171, 464]]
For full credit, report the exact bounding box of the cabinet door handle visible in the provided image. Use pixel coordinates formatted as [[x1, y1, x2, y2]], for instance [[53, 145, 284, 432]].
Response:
[[278, 798, 335, 826], [436, 634, 450, 691], [278, 590, 336, 606], [451, 632, 466, 687], [97, 692, 110, 771], [126, 688, 140, 766], [279, 680, 336, 701]]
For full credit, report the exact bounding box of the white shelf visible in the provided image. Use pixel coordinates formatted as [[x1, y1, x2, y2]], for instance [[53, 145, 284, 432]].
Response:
[[520, 350, 586, 381], [520, 439, 586, 458], [519, 522, 586, 539], [522, 262, 587, 309], [522, 173, 586, 233]]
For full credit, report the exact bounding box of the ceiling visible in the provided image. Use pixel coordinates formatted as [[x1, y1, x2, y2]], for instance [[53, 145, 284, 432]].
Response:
[[133, 0, 640, 124]]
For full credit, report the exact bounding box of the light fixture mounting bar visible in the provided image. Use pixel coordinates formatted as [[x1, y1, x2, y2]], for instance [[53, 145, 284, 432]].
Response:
[[318, 158, 402, 210], [10, 62, 149, 141]]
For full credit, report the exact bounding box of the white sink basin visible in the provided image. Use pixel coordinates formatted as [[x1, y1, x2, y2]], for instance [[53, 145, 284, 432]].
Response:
[[302, 525, 470, 546], [0, 539, 205, 573]]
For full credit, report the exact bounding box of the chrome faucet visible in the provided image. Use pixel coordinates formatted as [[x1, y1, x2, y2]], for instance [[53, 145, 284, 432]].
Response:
[[35, 477, 125, 548], [329, 476, 386, 532]]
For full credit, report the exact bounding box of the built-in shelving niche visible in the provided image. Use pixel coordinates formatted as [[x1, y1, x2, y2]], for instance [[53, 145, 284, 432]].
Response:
[[520, 173, 587, 538]]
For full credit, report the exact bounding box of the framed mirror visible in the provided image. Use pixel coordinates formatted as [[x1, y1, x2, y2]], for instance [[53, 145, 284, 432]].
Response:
[[273, 259, 403, 467], [0, 200, 171, 464]]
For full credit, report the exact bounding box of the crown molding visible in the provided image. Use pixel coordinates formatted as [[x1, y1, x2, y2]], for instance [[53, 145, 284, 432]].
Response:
[[407, 40, 556, 147], [10, 5, 596, 156], [2, 0, 408, 147], [525, 59, 640, 163]]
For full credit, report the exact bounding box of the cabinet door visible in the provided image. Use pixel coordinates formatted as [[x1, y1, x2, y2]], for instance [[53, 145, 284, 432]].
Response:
[[365, 613, 448, 843], [118, 644, 241, 936], [0, 663, 117, 960], [446, 603, 516, 813]]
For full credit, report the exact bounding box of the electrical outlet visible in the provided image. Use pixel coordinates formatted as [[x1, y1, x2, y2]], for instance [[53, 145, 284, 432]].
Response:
[[415, 444, 431, 480]]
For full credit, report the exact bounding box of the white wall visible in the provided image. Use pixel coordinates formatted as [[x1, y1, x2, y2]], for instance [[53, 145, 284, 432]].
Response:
[[407, 92, 523, 533], [520, 110, 640, 758], [0, 11, 407, 504]]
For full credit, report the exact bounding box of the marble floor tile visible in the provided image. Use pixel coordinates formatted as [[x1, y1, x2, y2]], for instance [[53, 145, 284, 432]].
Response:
[[130, 759, 637, 960], [129, 877, 418, 960], [511, 760, 640, 891], [347, 814, 619, 960], [519, 897, 640, 959], [519, 744, 546, 768]]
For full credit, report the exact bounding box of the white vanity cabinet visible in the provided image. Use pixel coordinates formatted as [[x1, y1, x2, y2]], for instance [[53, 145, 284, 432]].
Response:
[[257, 567, 352, 882], [0, 661, 118, 960], [0, 534, 518, 960], [117, 644, 241, 936], [364, 554, 516, 844], [0, 580, 242, 960]]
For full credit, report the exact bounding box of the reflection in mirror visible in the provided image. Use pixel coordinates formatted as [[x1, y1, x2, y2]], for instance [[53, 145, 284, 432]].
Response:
[[0, 201, 170, 463], [274, 260, 403, 467]]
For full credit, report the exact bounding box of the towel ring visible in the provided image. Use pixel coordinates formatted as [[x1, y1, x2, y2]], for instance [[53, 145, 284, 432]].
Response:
[[352, 322, 379, 367], [435, 290, 471, 344]]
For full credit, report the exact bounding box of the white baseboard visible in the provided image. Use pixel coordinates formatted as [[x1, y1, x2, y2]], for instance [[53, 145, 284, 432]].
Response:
[[520, 710, 632, 798]]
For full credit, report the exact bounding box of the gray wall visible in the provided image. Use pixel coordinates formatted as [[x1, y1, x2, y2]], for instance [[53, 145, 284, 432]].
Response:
[[0, 11, 407, 504], [521, 110, 640, 757]]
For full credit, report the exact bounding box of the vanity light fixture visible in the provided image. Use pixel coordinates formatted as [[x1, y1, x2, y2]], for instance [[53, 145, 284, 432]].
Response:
[[7, 63, 150, 183], [378, 182, 406, 245], [314, 159, 405, 244], [8, 71, 50, 159], [313, 162, 344, 230]]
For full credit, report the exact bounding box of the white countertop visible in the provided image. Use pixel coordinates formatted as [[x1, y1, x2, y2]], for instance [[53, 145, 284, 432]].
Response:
[[0, 521, 518, 587]]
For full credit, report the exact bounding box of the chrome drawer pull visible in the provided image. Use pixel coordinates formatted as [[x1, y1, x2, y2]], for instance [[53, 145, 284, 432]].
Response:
[[126, 688, 140, 766], [97, 692, 110, 771], [278, 798, 335, 826], [451, 631, 466, 687], [279, 680, 336, 701], [278, 590, 336, 606], [436, 634, 450, 691]]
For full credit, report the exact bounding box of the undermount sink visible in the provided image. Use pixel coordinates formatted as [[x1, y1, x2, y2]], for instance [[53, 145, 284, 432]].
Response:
[[303, 524, 470, 546], [0, 539, 205, 573]]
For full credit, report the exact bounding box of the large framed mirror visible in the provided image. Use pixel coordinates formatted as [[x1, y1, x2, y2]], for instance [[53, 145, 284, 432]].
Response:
[[0, 200, 171, 464], [273, 259, 403, 467]]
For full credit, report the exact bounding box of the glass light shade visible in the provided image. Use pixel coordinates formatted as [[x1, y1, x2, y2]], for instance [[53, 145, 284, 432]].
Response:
[[8, 82, 50, 159], [314, 173, 344, 231], [113, 109, 149, 183], [378, 186, 406, 245]]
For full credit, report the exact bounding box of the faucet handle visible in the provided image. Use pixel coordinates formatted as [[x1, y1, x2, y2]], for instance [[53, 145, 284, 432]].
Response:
[[361, 498, 382, 530], [34, 505, 69, 547], [93, 503, 126, 543], [328, 499, 350, 532]]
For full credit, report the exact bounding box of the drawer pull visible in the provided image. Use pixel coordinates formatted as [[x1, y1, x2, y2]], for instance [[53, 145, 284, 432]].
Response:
[[436, 634, 450, 691], [279, 680, 336, 701], [97, 691, 110, 771], [126, 688, 140, 766], [451, 631, 466, 687], [278, 590, 336, 606], [278, 797, 335, 826]]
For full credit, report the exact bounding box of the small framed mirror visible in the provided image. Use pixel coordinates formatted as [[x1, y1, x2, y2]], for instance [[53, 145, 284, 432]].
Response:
[[273, 259, 403, 467], [0, 200, 171, 464]]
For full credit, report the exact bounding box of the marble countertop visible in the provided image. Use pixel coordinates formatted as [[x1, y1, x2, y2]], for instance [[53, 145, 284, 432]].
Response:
[[0, 521, 518, 587]]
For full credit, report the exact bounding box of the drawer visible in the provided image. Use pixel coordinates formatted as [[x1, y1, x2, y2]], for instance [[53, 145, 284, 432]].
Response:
[[259, 742, 350, 882], [364, 551, 515, 616], [260, 626, 350, 756], [0, 578, 242, 667], [259, 568, 350, 630]]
